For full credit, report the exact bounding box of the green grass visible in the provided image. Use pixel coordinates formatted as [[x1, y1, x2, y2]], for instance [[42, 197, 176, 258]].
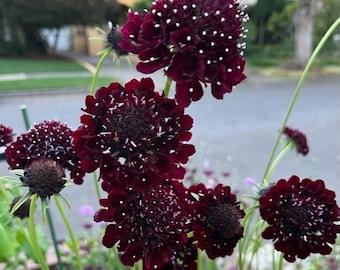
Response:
[[0, 57, 86, 74], [0, 76, 116, 91]]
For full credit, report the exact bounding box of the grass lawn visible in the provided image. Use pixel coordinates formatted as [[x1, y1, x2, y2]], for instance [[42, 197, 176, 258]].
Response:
[[0, 57, 86, 74], [0, 76, 116, 91]]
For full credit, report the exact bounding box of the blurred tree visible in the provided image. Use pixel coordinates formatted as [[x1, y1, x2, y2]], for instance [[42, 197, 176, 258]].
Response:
[[315, 0, 340, 44], [0, 0, 123, 55], [132, 0, 153, 10], [293, 0, 318, 67], [267, 2, 297, 43], [247, 0, 290, 45]]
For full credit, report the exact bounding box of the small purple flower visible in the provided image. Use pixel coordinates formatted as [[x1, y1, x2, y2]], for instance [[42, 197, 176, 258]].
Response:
[[243, 176, 258, 186], [79, 205, 95, 217]]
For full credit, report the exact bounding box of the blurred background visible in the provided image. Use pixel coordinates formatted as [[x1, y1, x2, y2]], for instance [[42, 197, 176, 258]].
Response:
[[0, 0, 339, 68]]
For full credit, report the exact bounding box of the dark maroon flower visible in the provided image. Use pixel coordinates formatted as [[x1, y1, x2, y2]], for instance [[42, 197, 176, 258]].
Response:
[[0, 124, 13, 147], [73, 78, 195, 191], [283, 126, 309, 155], [259, 175, 340, 262], [5, 120, 85, 184], [20, 159, 66, 199], [107, 24, 128, 56], [94, 179, 191, 269], [189, 183, 245, 259], [119, 0, 248, 106]]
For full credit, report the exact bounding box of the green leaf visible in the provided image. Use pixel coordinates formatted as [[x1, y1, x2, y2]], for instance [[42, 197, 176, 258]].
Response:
[[0, 223, 16, 261]]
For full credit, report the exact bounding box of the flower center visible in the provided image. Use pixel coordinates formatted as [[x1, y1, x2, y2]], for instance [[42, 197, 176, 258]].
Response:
[[207, 203, 241, 238], [281, 198, 322, 236], [21, 159, 65, 199], [108, 105, 156, 158]]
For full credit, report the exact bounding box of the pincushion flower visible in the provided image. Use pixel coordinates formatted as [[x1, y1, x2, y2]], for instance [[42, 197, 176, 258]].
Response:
[[283, 126, 309, 155], [20, 159, 66, 199], [5, 120, 85, 184], [107, 24, 128, 56], [94, 179, 192, 269], [189, 183, 245, 259], [73, 77, 195, 190], [119, 0, 248, 106], [0, 124, 13, 147], [259, 175, 340, 262]]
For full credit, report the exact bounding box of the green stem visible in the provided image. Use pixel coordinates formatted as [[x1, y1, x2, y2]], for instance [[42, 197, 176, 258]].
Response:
[[90, 49, 112, 96], [28, 194, 49, 270], [54, 195, 83, 270], [261, 17, 340, 184], [20, 105, 31, 130], [163, 77, 172, 98], [197, 248, 202, 270], [46, 208, 64, 270], [20, 106, 65, 268], [0, 182, 10, 202], [265, 142, 293, 181], [92, 170, 101, 202], [277, 253, 284, 270]]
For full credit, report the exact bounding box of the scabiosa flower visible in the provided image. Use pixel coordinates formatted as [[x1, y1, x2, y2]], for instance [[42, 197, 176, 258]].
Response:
[[73, 77, 195, 190], [20, 159, 65, 199], [259, 175, 340, 262], [0, 124, 13, 147], [283, 126, 309, 155], [107, 24, 128, 56], [189, 183, 245, 259], [5, 120, 85, 184], [94, 179, 191, 269], [119, 0, 248, 106]]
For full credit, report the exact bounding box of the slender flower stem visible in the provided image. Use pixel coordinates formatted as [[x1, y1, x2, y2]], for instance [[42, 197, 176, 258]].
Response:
[[54, 195, 83, 270], [0, 181, 10, 202], [163, 77, 172, 98], [20, 105, 31, 130], [20, 106, 64, 269], [90, 49, 112, 96], [46, 209, 64, 270], [278, 253, 284, 270], [92, 170, 101, 202], [261, 17, 340, 184], [197, 248, 202, 270], [265, 142, 293, 181], [28, 194, 49, 270]]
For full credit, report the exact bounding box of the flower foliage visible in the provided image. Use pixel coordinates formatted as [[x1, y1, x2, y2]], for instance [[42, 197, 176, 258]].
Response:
[[259, 175, 340, 262], [73, 77, 195, 191], [119, 0, 248, 106]]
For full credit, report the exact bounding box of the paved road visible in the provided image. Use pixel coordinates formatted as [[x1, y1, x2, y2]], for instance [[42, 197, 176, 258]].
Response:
[[0, 59, 339, 238]]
